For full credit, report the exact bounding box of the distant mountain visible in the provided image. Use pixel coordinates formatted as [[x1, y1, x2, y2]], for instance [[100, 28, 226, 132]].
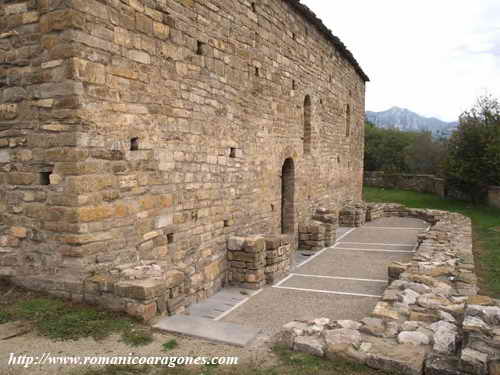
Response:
[[366, 107, 458, 136]]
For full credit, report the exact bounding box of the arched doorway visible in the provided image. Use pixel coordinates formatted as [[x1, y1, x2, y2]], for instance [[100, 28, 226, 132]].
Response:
[[281, 158, 295, 234]]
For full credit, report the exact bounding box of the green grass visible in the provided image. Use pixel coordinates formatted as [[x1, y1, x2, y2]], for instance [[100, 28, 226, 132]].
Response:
[[162, 339, 179, 351], [4, 297, 133, 341], [364, 186, 500, 297], [121, 328, 154, 347], [77, 365, 150, 375], [0, 310, 12, 324]]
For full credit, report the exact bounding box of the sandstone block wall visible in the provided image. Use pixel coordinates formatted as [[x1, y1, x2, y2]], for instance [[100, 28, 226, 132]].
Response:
[[0, 0, 367, 319]]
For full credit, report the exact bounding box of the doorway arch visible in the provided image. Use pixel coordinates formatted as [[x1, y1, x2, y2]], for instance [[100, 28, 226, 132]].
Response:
[[281, 158, 295, 234]]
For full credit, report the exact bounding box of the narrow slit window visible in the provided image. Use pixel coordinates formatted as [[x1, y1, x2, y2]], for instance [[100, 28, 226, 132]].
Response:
[[230, 148, 237, 158], [196, 41, 205, 55], [167, 233, 174, 244], [40, 171, 52, 185], [292, 80, 296, 90], [303, 95, 312, 155], [255, 67, 259, 77], [130, 137, 139, 151], [251, 2, 256, 12], [345, 104, 351, 137], [224, 219, 230, 227]]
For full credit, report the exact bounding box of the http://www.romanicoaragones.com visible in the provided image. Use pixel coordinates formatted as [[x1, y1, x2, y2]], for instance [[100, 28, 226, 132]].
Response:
[[7, 352, 240, 369]]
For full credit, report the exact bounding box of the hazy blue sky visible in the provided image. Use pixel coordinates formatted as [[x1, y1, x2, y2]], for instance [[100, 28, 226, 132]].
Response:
[[301, 0, 500, 121]]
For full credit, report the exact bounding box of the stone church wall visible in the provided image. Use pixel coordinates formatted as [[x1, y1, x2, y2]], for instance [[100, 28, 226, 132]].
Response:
[[0, 0, 367, 318]]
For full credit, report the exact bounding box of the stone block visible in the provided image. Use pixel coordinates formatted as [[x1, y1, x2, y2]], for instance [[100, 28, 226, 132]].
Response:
[[10, 226, 28, 238], [243, 236, 266, 253], [40, 9, 85, 33], [372, 302, 400, 320], [490, 361, 500, 375], [397, 331, 430, 346], [228, 237, 245, 251], [364, 338, 429, 375], [126, 301, 157, 322], [72, 58, 106, 84], [294, 335, 324, 357], [165, 270, 184, 287], [116, 279, 165, 300], [425, 353, 467, 375], [460, 348, 489, 375]]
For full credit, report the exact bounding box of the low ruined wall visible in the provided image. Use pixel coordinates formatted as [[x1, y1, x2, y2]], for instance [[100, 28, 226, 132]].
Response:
[[488, 186, 500, 209], [280, 203, 500, 375], [364, 172, 446, 197], [364, 172, 500, 209], [298, 208, 338, 251], [227, 235, 292, 289]]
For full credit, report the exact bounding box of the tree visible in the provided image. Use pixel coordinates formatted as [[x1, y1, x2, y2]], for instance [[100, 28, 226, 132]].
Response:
[[364, 121, 415, 172], [404, 131, 448, 175], [445, 95, 500, 202]]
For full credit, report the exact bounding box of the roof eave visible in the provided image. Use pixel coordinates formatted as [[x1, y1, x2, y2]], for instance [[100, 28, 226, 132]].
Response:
[[285, 0, 370, 82]]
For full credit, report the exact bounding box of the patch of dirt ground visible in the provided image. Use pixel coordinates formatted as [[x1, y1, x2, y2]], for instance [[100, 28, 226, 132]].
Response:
[[0, 281, 276, 375]]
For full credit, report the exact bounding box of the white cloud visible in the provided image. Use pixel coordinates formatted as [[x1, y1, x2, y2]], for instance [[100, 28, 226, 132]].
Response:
[[301, 0, 500, 121]]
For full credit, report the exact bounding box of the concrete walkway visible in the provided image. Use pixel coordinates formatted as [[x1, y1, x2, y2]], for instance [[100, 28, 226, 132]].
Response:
[[220, 216, 428, 335], [155, 216, 429, 345]]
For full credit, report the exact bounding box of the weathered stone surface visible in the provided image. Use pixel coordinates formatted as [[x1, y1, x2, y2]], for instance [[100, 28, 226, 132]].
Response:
[[467, 305, 500, 326], [323, 328, 362, 350], [294, 336, 324, 357], [402, 321, 420, 332], [490, 361, 500, 375], [463, 316, 491, 334], [126, 301, 157, 322], [398, 331, 430, 346], [417, 294, 451, 309], [401, 288, 420, 305], [460, 348, 489, 375], [425, 353, 468, 375], [431, 321, 458, 354], [372, 302, 400, 320], [364, 338, 429, 375], [467, 296, 495, 306], [360, 317, 386, 337], [338, 320, 362, 330]]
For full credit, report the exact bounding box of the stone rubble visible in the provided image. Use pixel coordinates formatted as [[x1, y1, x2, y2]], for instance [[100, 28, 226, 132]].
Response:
[[280, 203, 500, 375]]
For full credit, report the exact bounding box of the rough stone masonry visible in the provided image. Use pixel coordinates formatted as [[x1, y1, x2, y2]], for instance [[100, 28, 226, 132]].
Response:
[[0, 0, 368, 320], [282, 203, 500, 375]]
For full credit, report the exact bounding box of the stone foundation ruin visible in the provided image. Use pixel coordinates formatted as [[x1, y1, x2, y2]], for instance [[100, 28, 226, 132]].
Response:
[[281, 203, 500, 375]]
